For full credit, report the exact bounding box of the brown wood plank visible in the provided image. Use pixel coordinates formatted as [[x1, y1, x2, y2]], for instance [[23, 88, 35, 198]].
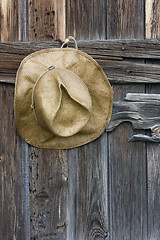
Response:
[[108, 85, 148, 240], [0, 84, 30, 240], [28, 0, 65, 41], [107, 0, 147, 239], [107, 0, 144, 39], [0, 0, 28, 42], [1, 40, 160, 58], [66, 0, 106, 40]]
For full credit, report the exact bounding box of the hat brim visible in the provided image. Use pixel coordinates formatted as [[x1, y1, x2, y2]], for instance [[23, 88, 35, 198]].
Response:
[[14, 48, 113, 149]]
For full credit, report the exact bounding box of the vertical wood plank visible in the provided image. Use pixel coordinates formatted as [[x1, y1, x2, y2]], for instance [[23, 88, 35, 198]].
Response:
[[66, 0, 106, 40], [146, 2, 160, 239], [108, 86, 147, 240], [29, 148, 68, 240], [28, 0, 65, 41], [107, 0, 147, 239], [0, 0, 28, 42], [0, 84, 30, 240], [67, 134, 109, 240], [0, 1, 30, 239], [107, 0, 144, 39], [27, 2, 68, 239], [146, 0, 160, 40], [66, 1, 109, 239]]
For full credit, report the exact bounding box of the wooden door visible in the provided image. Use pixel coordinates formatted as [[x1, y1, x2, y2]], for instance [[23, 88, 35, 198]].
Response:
[[0, 1, 160, 239]]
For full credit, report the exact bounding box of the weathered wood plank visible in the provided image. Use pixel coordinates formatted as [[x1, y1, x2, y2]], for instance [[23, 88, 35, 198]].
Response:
[[26, 2, 68, 239], [29, 148, 68, 240], [0, 0, 28, 42], [28, 0, 65, 41], [146, 2, 160, 238], [1, 41, 160, 84], [107, 0, 144, 39], [145, 73, 160, 239], [107, 93, 160, 142], [67, 134, 109, 240], [1, 40, 160, 58], [66, 0, 106, 40], [108, 88, 148, 240], [125, 93, 160, 102], [146, 0, 160, 40], [0, 84, 30, 240], [107, 1, 147, 240], [66, 2, 109, 239]]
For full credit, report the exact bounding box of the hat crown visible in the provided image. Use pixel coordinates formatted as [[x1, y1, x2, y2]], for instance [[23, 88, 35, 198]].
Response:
[[33, 67, 92, 137]]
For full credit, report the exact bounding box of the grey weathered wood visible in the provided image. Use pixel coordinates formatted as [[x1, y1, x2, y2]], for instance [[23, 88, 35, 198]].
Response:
[[107, 93, 160, 142], [29, 148, 68, 240], [66, 2, 109, 238], [125, 93, 160, 102], [0, 84, 30, 240], [146, 1, 160, 237], [67, 133, 109, 240], [1, 41, 160, 84]]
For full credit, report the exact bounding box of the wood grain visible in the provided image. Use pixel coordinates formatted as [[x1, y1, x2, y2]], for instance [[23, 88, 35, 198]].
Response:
[[0, 84, 30, 240], [107, 93, 160, 142], [28, 0, 65, 41], [1, 39, 160, 58], [67, 134, 109, 240], [27, 1, 68, 239], [0, 0, 28, 42], [145, 70, 160, 240], [146, 1, 160, 238], [1, 41, 160, 84], [107, 0, 144, 39], [146, 0, 160, 39], [29, 148, 68, 240], [107, 0, 147, 240], [66, 0, 106, 40]]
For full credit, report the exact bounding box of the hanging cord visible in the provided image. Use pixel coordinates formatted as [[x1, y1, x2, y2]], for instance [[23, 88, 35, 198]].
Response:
[[61, 36, 78, 49], [31, 66, 55, 120]]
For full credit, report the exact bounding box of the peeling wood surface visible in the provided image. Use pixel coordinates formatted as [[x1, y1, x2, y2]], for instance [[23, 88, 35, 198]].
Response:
[[0, 0, 28, 42]]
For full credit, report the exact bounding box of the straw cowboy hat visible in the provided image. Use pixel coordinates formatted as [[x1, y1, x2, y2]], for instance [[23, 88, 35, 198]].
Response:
[[14, 37, 113, 149]]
